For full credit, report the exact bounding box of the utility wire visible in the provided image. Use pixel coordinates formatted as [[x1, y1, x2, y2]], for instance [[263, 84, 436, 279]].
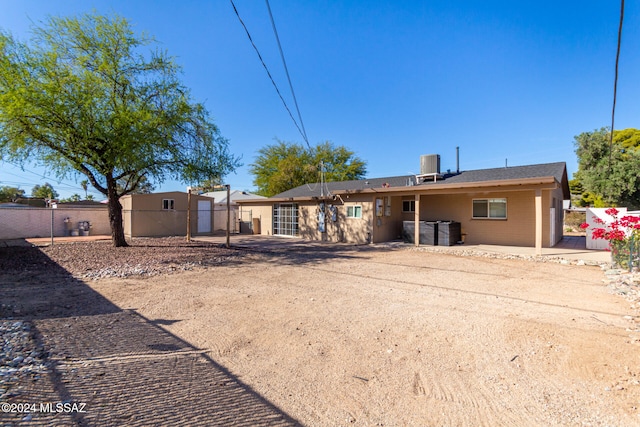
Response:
[[609, 0, 624, 178], [230, 0, 308, 146], [0, 161, 102, 196], [265, 0, 309, 149]]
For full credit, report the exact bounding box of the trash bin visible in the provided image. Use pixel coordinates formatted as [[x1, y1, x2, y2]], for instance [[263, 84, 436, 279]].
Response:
[[420, 221, 438, 246], [402, 221, 415, 243], [438, 221, 461, 246], [403, 221, 438, 245], [78, 221, 91, 236], [64, 217, 73, 236]]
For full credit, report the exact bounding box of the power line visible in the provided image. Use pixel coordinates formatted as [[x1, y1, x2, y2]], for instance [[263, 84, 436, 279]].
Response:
[[265, 0, 309, 148], [0, 162, 102, 196], [230, 0, 309, 147], [608, 0, 624, 179]]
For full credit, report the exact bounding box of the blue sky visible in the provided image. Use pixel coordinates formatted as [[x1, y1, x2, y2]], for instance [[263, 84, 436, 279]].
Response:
[[1, 0, 639, 200]]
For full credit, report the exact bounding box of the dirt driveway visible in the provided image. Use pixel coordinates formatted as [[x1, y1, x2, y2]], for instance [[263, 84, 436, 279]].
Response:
[[2, 238, 640, 426]]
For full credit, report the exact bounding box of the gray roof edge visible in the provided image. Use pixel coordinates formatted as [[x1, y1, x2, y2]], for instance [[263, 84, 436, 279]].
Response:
[[268, 161, 568, 199]]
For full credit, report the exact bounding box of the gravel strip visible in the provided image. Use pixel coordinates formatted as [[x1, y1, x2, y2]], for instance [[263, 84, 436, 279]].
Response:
[[0, 320, 50, 401], [408, 244, 606, 266]]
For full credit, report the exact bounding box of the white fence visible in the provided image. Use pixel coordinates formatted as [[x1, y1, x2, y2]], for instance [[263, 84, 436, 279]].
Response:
[[0, 207, 110, 240]]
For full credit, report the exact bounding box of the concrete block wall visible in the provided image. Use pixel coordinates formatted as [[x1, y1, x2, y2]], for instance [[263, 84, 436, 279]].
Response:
[[0, 207, 110, 239]]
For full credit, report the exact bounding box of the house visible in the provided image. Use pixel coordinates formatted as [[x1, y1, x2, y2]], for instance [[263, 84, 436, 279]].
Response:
[[200, 190, 266, 233], [237, 157, 570, 254], [121, 191, 214, 238], [55, 200, 107, 208]]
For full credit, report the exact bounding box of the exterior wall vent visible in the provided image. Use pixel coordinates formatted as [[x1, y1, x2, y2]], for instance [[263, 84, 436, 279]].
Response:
[[420, 154, 440, 175]]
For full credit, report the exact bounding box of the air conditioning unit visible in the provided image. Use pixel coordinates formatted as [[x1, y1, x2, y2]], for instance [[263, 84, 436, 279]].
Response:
[[420, 154, 440, 175]]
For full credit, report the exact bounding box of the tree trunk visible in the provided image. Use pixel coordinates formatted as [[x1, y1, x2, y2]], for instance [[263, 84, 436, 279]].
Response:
[[107, 175, 128, 247]]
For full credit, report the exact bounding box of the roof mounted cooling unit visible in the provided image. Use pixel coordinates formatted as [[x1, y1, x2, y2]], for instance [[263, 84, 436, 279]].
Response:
[[420, 154, 440, 175], [417, 154, 442, 182]]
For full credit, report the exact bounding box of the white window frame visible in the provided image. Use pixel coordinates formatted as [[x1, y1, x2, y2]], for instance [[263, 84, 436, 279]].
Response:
[[402, 200, 415, 213], [472, 198, 507, 219], [162, 199, 175, 210], [273, 203, 299, 236], [384, 196, 391, 216], [346, 205, 362, 218]]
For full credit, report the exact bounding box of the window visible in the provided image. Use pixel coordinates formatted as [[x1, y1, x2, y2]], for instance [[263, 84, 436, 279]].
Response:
[[162, 199, 175, 210], [473, 198, 507, 219], [385, 196, 391, 216], [402, 200, 415, 213], [346, 205, 362, 218]]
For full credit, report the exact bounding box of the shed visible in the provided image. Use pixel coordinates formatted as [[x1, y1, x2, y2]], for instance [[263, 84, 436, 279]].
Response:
[[121, 191, 214, 238]]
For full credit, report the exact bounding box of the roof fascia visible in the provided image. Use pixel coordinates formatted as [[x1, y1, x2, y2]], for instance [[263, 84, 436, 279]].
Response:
[[237, 176, 567, 204], [335, 176, 558, 195]]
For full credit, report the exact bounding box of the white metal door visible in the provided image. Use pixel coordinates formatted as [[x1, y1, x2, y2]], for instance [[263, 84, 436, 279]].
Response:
[[197, 200, 211, 233], [549, 207, 556, 246]]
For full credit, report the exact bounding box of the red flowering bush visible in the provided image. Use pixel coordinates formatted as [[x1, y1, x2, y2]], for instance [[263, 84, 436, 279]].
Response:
[[580, 208, 640, 271]]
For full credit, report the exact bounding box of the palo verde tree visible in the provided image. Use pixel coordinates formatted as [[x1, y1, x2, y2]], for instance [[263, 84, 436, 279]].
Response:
[[0, 13, 240, 246], [573, 127, 640, 209], [250, 140, 367, 197]]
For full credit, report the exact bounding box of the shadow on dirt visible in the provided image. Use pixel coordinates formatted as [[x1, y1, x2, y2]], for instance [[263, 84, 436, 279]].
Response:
[[224, 235, 398, 267], [0, 245, 300, 426]]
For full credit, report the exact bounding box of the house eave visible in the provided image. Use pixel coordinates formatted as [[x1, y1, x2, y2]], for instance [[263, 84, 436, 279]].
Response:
[[238, 196, 313, 204], [237, 176, 566, 204], [336, 176, 561, 195]]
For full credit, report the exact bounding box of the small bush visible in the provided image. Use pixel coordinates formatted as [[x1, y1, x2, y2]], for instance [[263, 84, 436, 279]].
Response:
[[564, 211, 586, 232]]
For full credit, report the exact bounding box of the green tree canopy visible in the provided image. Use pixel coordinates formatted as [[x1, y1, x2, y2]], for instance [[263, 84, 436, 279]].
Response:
[[117, 174, 154, 195], [0, 186, 24, 202], [249, 140, 367, 197], [60, 193, 81, 203], [31, 182, 59, 199], [573, 127, 640, 209], [0, 13, 240, 246]]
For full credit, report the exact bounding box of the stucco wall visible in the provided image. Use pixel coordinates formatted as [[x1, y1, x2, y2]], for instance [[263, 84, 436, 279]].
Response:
[[0, 207, 110, 239], [372, 196, 406, 243], [417, 189, 562, 247], [335, 196, 373, 244], [241, 204, 273, 235]]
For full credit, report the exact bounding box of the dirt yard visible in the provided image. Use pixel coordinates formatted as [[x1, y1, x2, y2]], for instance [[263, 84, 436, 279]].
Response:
[[2, 238, 640, 426]]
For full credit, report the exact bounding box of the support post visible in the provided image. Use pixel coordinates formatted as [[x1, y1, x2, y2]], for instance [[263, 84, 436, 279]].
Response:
[[186, 187, 192, 242], [226, 184, 231, 248], [414, 194, 420, 246], [535, 189, 542, 255], [50, 207, 54, 246]]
